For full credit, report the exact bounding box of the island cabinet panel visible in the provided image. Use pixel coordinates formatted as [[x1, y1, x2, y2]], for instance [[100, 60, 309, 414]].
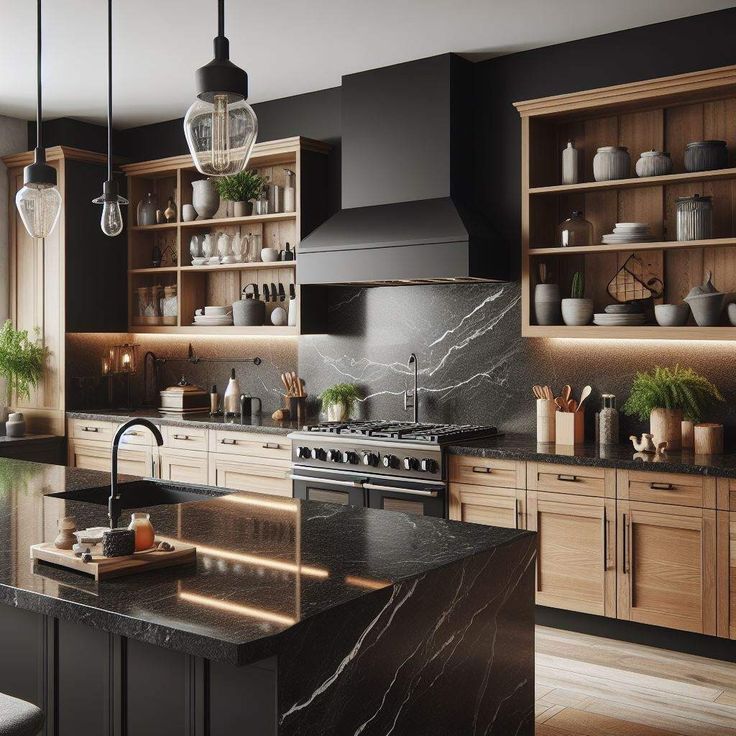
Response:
[[448, 455, 526, 489], [527, 461, 615, 498], [159, 448, 209, 486], [617, 501, 717, 635], [716, 511, 736, 639], [449, 482, 526, 530], [527, 491, 616, 617], [617, 469, 716, 508], [0, 605, 45, 711]]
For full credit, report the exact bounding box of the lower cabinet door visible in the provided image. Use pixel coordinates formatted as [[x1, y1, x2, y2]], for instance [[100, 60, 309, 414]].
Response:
[[159, 449, 208, 485], [618, 501, 717, 635], [210, 455, 291, 497], [68, 439, 155, 477], [449, 483, 526, 529], [527, 491, 615, 617]]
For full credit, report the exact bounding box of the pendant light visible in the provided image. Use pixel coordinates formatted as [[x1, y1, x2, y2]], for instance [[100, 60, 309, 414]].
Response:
[[183, 0, 257, 176], [15, 0, 62, 240], [93, 0, 127, 237]]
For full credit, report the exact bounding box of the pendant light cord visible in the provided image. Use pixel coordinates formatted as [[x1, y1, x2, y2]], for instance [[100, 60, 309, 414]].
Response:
[[218, 0, 224, 37], [36, 0, 42, 150], [107, 0, 112, 181]]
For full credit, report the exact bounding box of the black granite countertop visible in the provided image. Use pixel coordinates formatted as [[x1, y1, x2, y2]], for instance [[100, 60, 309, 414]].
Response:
[[0, 458, 528, 665], [67, 409, 309, 435], [449, 432, 736, 478]]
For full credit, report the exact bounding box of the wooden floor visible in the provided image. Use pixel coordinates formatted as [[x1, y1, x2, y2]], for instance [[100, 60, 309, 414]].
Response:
[[535, 626, 736, 736]]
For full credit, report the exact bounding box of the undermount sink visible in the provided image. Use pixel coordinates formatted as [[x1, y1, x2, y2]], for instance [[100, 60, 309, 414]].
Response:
[[49, 480, 229, 509]]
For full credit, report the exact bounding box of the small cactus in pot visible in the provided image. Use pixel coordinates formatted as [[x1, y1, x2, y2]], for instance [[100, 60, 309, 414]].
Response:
[[561, 271, 594, 326]]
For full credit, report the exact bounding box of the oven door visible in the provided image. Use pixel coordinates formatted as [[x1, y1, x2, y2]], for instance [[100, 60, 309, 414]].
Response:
[[364, 476, 446, 518], [291, 466, 368, 507]]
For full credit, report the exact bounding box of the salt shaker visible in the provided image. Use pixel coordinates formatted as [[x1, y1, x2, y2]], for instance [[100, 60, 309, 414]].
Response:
[[598, 393, 619, 446]]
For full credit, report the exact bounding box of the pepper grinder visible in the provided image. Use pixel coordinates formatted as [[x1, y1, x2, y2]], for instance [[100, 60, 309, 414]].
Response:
[[210, 384, 219, 415], [598, 393, 619, 446]]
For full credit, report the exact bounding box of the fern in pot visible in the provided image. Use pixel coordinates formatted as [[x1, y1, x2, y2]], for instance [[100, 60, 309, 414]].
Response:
[[561, 271, 594, 326], [622, 365, 723, 450], [0, 321, 45, 433], [214, 170, 265, 217], [320, 383, 361, 422]]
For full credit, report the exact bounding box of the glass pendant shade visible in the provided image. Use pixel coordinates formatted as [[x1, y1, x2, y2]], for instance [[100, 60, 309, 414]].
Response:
[[93, 192, 128, 237], [15, 183, 62, 239], [184, 95, 257, 176]]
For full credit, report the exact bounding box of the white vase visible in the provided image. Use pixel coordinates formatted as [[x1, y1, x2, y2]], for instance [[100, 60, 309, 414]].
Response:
[[561, 298, 594, 326], [191, 180, 219, 220], [593, 146, 630, 181], [561, 141, 578, 184], [534, 284, 562, 325]]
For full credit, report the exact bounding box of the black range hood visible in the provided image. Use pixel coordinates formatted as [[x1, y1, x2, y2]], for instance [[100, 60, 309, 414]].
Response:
[[297, 54, 509, 285]]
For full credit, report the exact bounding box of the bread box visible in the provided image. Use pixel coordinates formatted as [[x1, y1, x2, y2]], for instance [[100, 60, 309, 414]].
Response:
[[159, 379, 209, 414]]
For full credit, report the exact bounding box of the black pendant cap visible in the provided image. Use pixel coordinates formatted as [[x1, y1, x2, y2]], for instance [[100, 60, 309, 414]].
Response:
[[195, 36, 248, 103], [23, 148, 57, 187], [102, 179, 119, 201]]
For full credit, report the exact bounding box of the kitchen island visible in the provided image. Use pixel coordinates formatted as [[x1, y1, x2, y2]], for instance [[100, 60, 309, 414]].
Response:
[[0, 459, 536, 736]]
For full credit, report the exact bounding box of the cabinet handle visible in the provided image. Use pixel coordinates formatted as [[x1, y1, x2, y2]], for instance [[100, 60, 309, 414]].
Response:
[[622, 513, 631, 574], [472, 466, 493, 474], [602, 508, 607, 571], [173, 434, 190, 441], [220, 438, 237, 445], [262, 442, 280, 450], [125, 430, 142, 436], [650, 482, 674, 491], [81, 426, 99, 433], [514, 498, 520, 530], [557, 474, 578, 482]]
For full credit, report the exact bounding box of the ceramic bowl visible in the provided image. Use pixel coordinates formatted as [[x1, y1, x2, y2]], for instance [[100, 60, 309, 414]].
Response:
[[260, 248, 279, 262], [561, 298, 594, 326], [728, 303, 736, 326], [684, 292, 725, 326], [654, 303, 690, 327], [204, 306, 228, 316]]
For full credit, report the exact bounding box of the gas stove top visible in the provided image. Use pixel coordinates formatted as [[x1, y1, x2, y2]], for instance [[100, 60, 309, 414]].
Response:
[[304, 421, 499, 444]]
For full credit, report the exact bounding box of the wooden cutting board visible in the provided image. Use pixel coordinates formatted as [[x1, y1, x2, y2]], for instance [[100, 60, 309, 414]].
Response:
[[31, 538, 196, 581]]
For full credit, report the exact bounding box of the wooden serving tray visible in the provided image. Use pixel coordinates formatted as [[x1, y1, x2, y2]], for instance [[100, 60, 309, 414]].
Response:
[[31, 538, 196, 581]]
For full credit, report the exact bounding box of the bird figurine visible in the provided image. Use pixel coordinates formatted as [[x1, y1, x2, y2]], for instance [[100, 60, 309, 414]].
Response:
[[629, 433, 656, 453]]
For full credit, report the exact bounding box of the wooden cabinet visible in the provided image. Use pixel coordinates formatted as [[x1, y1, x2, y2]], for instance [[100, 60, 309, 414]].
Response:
[[527, 461, 614, 498], [209, 455, 291, 497], [68, 439, 155, 477], [449, 455, 525, 489], [618, 469, 715, 508], [449, 483, 526, 529], [617, 501, 717, 635], [527, 491, 616, 617], [159, 449, 208, 486]]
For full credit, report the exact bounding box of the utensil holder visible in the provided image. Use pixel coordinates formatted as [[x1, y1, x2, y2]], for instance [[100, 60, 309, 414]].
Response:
[[555, 411, 584, 446], [536, 399, 556, 443], [286, 395, 308, 423]]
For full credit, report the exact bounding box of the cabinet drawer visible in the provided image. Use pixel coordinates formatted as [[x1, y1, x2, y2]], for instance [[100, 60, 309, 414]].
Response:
[[68, 418, 115, 443], [619, 470, 715, 508], [209, 430, 290, 461], [210, 455, 291, 497], [118, 424, 158, 447], [448, 455, 525, 489], [449, 483, 525, 529], [163, 425, 208, 452], [527, 462, 614, 498], [68, 439, 154, 477], [160, 449, 208, 485]]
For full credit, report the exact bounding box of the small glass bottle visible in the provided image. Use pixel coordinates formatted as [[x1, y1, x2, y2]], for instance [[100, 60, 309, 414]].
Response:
[[128, 512, 155, 551], [559, 210, 593, 247], [598, 393, 619, 446]]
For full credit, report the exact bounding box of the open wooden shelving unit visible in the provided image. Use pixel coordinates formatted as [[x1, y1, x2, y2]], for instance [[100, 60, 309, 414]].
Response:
[[122, 136, 329, 336], [516, 64, 736, 340]]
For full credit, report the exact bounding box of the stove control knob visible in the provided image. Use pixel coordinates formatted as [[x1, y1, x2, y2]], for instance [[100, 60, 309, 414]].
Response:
[[342, 451, 359, 465], [420, 458, 438, 473], [362, 452, 379, 467], [382, 454, 399, 469], [325, 449, 343, 463], [296, 446, 311, 459], [310, 447, 327, 461], [403, 456, 419, 471]]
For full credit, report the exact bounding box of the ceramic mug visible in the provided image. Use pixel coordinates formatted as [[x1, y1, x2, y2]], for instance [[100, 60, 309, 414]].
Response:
[[182, 204, 196, 222]]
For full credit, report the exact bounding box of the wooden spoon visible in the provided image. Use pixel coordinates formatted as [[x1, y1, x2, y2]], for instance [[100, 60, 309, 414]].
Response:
[[576, 385, 592, 412], [561, 385, 572, 406], [532, 385, 543, 399], [544, 386, 554, 400], [555, 397, 568, 412]]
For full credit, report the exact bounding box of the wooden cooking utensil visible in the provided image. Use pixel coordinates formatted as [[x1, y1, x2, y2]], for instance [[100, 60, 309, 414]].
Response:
[[544, 386, 554, 400], [532, 385, 543, 399], [568, 399, 578, 413], [576, 385, 592, 412], [555, 397, 568, 412], [562, 385, 572, 406]]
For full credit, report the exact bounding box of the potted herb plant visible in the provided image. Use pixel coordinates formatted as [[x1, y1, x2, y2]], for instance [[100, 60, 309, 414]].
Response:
[[0, 321, 45, 434], [622, 365, 723, 450], [319, 383, 361, 422], [561, 271, 594, 326], [213, 170, 265, 217]]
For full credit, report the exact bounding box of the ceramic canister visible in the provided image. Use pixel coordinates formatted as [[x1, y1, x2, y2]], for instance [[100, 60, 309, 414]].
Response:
[[635, 150, 673, 177], [683, 140, 728, 172], [534, 283, 562, 326], [593, 146, 630, 181]]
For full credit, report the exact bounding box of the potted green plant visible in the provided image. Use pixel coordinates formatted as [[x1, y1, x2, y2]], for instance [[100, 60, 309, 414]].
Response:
[[319, 383, 361, 422], [622, 365, 723, 450], [0, 321, 45, 434], [561, 271, 594, 326], [213, 170, 265, 217]]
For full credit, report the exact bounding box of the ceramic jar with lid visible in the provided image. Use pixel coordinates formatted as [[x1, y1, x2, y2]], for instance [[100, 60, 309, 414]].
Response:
[[676, 194, 712, 241], [684, 140, 728, 172], [5, 412, 25, 438], [635, 150, 672, 178], [593, 146, 630, 181]]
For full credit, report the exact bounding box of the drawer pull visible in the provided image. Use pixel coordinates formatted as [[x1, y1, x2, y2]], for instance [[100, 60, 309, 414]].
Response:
[[173, 434, 190, 441], [125, 430, 142, 436], [472, 466, 493, 474], [81, 426, 100, 433], [650, 482, 674, 491], [220, 438, 238, 445], [262, 442, 281, 450], [557, 474, 578, 482]]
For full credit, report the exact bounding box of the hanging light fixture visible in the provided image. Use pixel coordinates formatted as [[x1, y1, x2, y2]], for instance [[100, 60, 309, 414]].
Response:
[[15, 0, 62, 240], [93, 0, 127, 237], [183, 0, 257, 176]]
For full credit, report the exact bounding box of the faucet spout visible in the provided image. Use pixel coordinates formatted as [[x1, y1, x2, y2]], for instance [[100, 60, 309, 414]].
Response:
[[109, 418, 164, 529]]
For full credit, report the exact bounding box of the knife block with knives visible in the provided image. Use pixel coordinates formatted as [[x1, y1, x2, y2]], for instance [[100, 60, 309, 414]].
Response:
[[281, 371, 307, 422]]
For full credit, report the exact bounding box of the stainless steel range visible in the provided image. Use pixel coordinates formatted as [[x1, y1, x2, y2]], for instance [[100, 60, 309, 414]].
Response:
[[288, 421, 499, 518]]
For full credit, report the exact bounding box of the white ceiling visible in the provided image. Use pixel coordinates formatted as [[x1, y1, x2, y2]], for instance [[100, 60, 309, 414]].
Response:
[[0, 0, 732, 129]]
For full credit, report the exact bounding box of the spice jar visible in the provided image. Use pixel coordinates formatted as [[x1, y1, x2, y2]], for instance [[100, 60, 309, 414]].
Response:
[[128, 512, 155, 552], [558, 211, 593, 247], [598, 394, 619, 446], [676, 194, 712, 241]]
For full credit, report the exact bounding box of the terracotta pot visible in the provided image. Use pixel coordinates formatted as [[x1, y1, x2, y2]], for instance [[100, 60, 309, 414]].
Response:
[[649, 407, 683, 450]]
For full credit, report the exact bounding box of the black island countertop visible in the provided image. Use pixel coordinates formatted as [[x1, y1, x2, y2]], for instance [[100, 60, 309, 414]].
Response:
[[0, 458, 530, 666]]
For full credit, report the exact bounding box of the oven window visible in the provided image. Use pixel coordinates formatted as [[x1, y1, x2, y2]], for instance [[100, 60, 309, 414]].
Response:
[[383, 498, 424, 515], [308, 488, 351, 505]]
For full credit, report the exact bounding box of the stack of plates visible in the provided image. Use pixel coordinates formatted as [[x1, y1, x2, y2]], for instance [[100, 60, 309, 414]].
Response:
[[601, 222, 656, 245], [593, 312, 647, 326], [192, 314, 233, 327]]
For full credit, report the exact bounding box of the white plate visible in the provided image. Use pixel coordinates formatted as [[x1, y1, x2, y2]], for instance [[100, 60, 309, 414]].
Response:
[[615, 222, 649, 228]]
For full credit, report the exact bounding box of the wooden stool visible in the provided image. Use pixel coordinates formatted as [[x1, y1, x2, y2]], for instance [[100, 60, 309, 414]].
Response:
[[0, 692, 43, 736]]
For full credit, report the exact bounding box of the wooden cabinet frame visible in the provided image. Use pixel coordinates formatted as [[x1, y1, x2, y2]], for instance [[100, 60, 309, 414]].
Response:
[[449, 483, 527, 530]]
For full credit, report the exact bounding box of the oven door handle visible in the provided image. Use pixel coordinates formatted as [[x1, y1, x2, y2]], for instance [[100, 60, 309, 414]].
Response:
[[290, 474, 365, 488], [363, 483, 439, 498]]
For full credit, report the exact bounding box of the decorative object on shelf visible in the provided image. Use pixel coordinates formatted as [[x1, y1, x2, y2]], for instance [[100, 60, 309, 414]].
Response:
[[54, 516, 76, 550], [189, 234, 203, 264], [232, 283, 265, 326], [191, 179, 220, 220], [271, 305, 287, 326], [654, 303, 690, 327], [558, 210, 592, 247], [6, 412, 27, 438], [597, 393, 619, 446], [604, 303, 641, 314], [561, 141, 578, 184], [160, 285, 177, 325], [137, 192, 157, 226], [268, 181, 283, 213], [193, 306, 233, 326], [683, 140, 728, 172], [231, 232, 243, 262], [320, 383, 361, 422], [629, 433, 657, 453], [213, 169, 264, 217], [676, 194, 712, 241], [102, 528, 136, 558], [694, 423, 724, 455], [684, 270, 724, 326], [287, 283, 297, 326], [217, 232, 235, 263], [183, 0, 257, 176], [283, 168, 296, 212], [128, 512, 155, 552], [92, 0, 128, 237], [182, 203, 196, 222], [534, 263, 561, 326], [561, 271, 593, 326], [593, 145, 630, 182], [728, 303, 736, 326], [15, 0, 62, 240], [635, 150, 672, 177], [260, 246, 279, 262], [252, 187, 270, 215], [622, 365, 724, 450], [681, 420, 695, 450], [201, 233, 216, 263], [281, 241, 294, 261], [601, 222, 655, 245], [606, 254, 663, 304], [246, 232, 261, 262], [164, 197, 177, 223], [155, 209, 165, 224]]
